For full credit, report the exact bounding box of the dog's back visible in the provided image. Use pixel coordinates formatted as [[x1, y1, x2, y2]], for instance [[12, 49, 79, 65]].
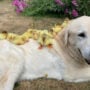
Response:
[[19, 39, 64, 81]]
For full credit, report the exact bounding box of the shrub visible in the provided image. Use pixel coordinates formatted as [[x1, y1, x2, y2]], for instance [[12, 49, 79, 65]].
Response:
[[23, 0, 90, 18], [12, 0, 27, 13]]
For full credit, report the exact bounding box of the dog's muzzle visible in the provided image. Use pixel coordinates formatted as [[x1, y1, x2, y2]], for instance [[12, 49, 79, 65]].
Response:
[[78, 48, 90, 65], [85, 59, 90, 64]]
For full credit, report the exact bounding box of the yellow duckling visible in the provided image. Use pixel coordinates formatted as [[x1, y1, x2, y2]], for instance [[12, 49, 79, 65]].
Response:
[[51, 24, 62, 37], [42, 30, 53, 37], [21, 32, 31, 42], [27, 29, 35, 38], [37, 31, 45, 46], [53, 24, 62, 33], [32, 30, 41, 40], [44, 38, 53, 47], [7, 33, 19, 41], [49, 19, 69, 37], [61, 18, 69, 28], [0, 31, 8, 40], [11, 36, 25, 45], [38, 30, 53, 47]]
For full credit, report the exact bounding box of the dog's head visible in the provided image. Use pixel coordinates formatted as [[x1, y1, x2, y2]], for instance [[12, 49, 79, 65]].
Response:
[[57, 16, 90, 65]]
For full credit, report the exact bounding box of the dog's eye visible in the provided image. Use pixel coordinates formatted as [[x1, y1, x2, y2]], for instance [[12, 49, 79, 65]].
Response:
[[78, 33, 86, 38]]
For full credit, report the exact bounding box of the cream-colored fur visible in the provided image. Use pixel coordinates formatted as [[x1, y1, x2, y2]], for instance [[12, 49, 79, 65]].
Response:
[[0, 16, 90, 90]]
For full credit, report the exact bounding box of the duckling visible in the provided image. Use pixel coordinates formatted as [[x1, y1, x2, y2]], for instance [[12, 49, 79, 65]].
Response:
[[21, 32, 30, 42], [49, 19, 69, 37], [37, 31, 45, 46], [7, 33, 19, 41], [11, 36, 25, 45], [44, 37, 53, 47], [27, 29, 34, 38], [0, 31, 8, 40], [53, 24, 62, 33], [52, 24, 62, 37], [32, 30, 41, 40], [61, 18, 69, 28], [38, 30, 53, 47]]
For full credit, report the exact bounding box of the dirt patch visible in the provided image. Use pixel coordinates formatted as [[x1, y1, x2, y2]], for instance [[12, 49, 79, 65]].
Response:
[[0, 0, 90, 90], [0, 0, 63, 34], [14, 79, 90, 90]]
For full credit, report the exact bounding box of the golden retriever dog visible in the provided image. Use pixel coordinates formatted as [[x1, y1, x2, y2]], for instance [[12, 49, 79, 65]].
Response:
[[0, 16, 90, 90]]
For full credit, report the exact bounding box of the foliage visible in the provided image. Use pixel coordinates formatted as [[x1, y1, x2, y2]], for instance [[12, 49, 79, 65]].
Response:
[[23, 0, 90, 18]]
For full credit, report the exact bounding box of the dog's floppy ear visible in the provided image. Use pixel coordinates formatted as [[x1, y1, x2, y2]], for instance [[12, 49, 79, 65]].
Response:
[[64, 28, 69, 46], [56, 27, 70, 46]]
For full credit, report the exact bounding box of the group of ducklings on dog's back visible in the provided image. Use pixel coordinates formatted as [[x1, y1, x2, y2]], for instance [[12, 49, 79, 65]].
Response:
[[0, 19, 69, 48]]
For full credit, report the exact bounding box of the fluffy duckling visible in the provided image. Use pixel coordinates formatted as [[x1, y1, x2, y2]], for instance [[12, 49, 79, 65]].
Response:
[[49, 19, 69, 37], [51, 24, 62, 37], [26, 29, 34, 38], [38, 30, 53, 47], [21, 32, 30, 42], [11, 36, 26, 45], [53, 24, 62, 33], [0, 31, 8, 40], [7, 33, 19, 41], [61, 18, 69, 28], [32, 30, 41, 40]]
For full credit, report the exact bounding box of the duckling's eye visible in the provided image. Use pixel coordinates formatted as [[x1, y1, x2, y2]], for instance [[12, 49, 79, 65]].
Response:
[[78, 32, 86, 38]]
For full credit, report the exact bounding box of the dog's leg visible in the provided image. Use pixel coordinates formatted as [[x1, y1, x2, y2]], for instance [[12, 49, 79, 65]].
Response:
[[0, 70, 15, 90], [0, 66, 23, 90], [0, 56, 24, 90], [63, 67, 90, 82]]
